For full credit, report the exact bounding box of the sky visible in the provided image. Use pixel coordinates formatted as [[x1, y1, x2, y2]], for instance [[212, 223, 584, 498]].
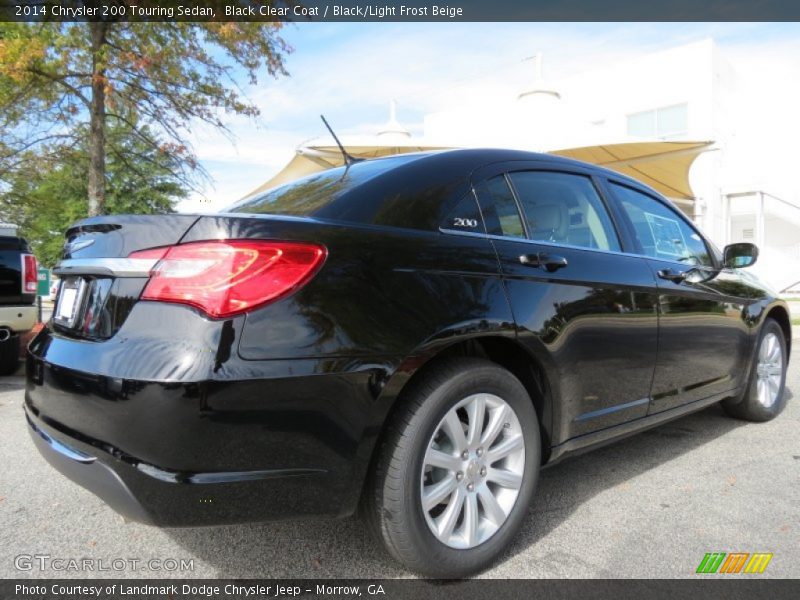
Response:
[[178, 22, 800, 213]]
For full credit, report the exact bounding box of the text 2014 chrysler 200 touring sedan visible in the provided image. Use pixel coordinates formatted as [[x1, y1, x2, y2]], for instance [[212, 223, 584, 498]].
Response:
[[26, 149, 791, 576]]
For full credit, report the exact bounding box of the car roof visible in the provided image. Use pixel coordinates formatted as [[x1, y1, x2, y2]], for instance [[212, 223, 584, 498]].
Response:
[[359, 148, 654, 193], [361, 147, 594, 171], [227, 148, 662, 233]]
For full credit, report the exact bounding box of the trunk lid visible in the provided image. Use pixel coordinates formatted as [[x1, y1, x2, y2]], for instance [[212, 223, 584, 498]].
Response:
[[63, 214, 201, 260], [53, 214, 200, 339]]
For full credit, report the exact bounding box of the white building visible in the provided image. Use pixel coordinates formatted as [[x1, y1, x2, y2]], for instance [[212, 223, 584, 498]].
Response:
[[256, 40, 800, 293], [423, 39, 800, 292]]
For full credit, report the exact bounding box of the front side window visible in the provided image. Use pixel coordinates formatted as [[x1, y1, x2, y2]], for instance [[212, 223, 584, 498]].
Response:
[[507, 171, 621, 252], [611, 183, 711, 266]]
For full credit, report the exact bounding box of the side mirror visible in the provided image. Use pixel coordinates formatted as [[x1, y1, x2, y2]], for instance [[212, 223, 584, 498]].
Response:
[[723, 242, 758, 269]]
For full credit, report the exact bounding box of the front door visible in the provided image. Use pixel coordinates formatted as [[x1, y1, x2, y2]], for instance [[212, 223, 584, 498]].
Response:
[[607, 181, 750, 413]]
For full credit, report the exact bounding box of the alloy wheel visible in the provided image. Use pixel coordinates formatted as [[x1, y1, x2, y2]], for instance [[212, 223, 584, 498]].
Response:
[[420, 393, 526, 549], [755, 332, 783, 408]]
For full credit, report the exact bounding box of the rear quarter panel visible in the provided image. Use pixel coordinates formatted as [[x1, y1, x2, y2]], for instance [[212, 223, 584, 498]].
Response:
[[184, 215, 516, 362]]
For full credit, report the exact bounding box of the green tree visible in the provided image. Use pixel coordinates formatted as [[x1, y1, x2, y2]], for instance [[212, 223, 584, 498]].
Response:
[[0, 9, 290, 215], [1, 122, 186, 267]]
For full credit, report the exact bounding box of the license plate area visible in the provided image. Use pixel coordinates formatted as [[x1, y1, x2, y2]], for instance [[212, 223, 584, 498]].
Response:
[[54, 277, 88, 329]]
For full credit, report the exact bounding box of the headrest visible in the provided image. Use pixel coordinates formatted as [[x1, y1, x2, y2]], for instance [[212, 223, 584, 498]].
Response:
[[527, 203, 569, 241]]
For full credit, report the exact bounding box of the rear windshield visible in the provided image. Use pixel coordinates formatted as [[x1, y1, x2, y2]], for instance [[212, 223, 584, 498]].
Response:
[[225, 155, 420, 217], [0, 236, 28, 251]]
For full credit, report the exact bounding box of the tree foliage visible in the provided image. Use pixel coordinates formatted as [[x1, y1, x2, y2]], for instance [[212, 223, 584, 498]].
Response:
[[2, 121, 186, 267], [0, 12, 290, 215]]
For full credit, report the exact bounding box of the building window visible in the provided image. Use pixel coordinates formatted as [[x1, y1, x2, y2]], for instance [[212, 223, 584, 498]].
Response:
[[627, 103, 688, 139]]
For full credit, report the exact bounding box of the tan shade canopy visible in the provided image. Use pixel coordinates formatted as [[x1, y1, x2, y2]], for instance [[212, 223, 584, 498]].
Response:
[[244, 141, 450, 198], [245, 140, 713, 201], [551, 141, 714, 200]]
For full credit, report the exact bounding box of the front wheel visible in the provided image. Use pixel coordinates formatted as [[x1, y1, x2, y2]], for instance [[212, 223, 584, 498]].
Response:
[[0, 335, 20, 376], [364, 357, 541, 577], [723, 318, 788, 422]]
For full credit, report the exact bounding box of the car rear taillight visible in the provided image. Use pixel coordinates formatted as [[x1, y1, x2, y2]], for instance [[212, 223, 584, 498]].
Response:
[[21, 254, 38, 294], [130, 240, 326, 319]]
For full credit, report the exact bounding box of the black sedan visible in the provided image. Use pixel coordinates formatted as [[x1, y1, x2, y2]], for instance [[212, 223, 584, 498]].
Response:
[[25, 149, 790, 577]]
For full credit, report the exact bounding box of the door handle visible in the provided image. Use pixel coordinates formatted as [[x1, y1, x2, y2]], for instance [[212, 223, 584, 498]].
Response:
[[519, 253, 568, 272], [657, 268, 688, 284]]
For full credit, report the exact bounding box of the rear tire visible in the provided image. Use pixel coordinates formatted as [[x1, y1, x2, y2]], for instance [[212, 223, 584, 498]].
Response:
[[722, 318, 788, 422], [0, 335, 20, 376], [364, 357, 541, 577]]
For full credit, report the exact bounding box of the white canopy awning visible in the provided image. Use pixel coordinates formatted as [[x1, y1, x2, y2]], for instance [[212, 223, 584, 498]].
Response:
[[244, 136, 451, 197], [551, 141, 714, 200], [244, 139, 714, 201]]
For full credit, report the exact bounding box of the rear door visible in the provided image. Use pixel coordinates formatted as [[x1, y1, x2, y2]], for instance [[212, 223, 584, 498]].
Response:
[[472, 162, 660, 443], [605, 181, 749, 413]]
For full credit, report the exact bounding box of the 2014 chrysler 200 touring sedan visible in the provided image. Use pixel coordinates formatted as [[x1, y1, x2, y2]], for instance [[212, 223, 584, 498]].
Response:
[[26, 149, 791, 576]]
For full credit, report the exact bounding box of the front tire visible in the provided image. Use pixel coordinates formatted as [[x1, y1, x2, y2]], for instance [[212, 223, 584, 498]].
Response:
[[723, 318, 788, 422], [0, 335, 20, 376], [365, 357, 541, 577]]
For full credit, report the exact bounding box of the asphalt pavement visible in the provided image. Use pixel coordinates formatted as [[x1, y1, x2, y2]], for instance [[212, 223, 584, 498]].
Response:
[[1, 340, 798, 579]]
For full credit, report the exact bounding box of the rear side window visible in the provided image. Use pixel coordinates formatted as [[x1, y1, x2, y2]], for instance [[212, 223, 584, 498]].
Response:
[[508, 171, 621, 251], [479, 175, 526, 239], [610, 183, 711, 266]]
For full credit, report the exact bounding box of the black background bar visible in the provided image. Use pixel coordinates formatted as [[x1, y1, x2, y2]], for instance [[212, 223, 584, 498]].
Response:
[[3, 579, 800, 600], [3, 0, 800, 23]]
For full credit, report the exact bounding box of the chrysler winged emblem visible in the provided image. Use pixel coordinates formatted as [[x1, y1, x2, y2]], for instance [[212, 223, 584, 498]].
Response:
[[63, 238, 95, 256]]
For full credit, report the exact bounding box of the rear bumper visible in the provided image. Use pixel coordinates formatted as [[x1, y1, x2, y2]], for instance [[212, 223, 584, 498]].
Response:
[[24, 319, 399, 526], [25, 406, 338, 526], [26, 409, 152, 523], [0, 304, 36, 333]]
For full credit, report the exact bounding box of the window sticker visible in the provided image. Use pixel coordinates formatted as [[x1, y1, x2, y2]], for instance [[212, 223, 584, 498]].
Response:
[[644, 212, 687, 258]]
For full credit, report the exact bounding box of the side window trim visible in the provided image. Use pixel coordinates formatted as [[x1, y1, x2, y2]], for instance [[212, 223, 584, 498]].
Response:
[[469, 172, 527, 240], [605, 178, 718, 269], [589, 173, 629, 254], [593, 176, 644, 255], [502, 172, 530, 239]]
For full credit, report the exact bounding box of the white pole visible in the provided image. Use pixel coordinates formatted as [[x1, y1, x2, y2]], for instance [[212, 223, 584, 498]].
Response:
[[756, 192, 766, 249]]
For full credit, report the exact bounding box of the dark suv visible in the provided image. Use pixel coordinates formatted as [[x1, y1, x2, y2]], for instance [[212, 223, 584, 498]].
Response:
[[26, 149, 790, 577], [0, 232, 38, 374]]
